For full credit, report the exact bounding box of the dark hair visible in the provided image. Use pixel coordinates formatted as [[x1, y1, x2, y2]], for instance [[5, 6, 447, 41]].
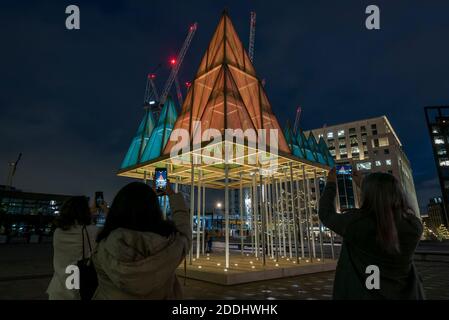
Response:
[[360, 172, 413, 254], [96, 182, 176, 242], [55, 196, 92, 230]]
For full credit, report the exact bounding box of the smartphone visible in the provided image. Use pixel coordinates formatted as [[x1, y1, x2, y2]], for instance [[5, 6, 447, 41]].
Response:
[[95, 191, 104, 209], [155, 168, 167, 192], [336, 165, 352, 175]]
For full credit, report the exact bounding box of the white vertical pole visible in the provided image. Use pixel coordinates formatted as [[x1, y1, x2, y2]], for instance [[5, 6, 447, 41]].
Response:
[[224, 164, 230, 269], [323, 173, 336, 260], [239, 172, 244, 255], [307, 178, 316, 259], [314, 169, 324, 262], [202, 184, 206, 255], [252, 172, 259, 258], [263, 180, 269, 258], [278, 178, 286, 257], [295, 179, 305, 259], [274, 178, 282, 260], [259, 172, 267, 266], [143, 171, 147, 184], [189, 161, 195, 265], [289, 163, 299, 263], [196, 170, 202, 259], [283, 174, 292, 259], [250, 177, 255, 255], [267, 179, 273, 258], [302, 166, 312, 262]]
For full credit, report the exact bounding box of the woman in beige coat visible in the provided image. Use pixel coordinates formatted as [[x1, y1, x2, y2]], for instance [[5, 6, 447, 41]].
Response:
[[92, 180, 191, 299], [47, 196, 98, 300]]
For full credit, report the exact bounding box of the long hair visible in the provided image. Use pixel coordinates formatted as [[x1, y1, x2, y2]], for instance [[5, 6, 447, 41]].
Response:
[[360, 172, 413, 254], [55, 196, 91, 230], [96, 182, 176, 242]]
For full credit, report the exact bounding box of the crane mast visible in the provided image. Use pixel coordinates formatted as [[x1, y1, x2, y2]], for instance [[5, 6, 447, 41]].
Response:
[[248, 11, 256, 63], [293, 106, 302, 134], [158, 22, 198, 109], [174, 75, 183, 109]]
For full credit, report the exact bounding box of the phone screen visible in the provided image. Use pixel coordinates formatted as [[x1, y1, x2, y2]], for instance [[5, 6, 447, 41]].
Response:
[[336, 165, 352, 175], [155, 168, 167, 192]]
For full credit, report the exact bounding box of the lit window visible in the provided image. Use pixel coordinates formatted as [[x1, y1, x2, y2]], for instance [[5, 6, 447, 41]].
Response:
[[439, 159, 449, 167], [340, 148, 347, 155], [318, 134, 323, 138], [327, 132, 334, 139], [435, 138, 444, 145], [338, 130, 345, 137], [329, 149, 336, 156], [375, 161, 382, 166], [379, 137, 389, 147], [432, 127, 439, 134], [386, 159, 392, 166], [357, 162, 372, 170], [351, 146, 360, 154], [438, 149, 447, 156]]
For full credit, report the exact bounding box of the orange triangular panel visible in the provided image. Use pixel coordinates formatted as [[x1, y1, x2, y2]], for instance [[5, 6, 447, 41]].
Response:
[[163, 12, 290, 155]]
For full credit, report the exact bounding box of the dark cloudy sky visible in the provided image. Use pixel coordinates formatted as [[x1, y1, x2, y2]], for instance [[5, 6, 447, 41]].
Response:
[[1, 0, 449, 211]]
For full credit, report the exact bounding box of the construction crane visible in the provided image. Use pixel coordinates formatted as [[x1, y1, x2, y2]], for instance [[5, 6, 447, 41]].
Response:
[[6, 153, 22, 189], [248, 11, 256, 63], [144, 64, 161, 106], [157, 22, 198, 113], [174, 75, 183, 109], [293, 106, 302, 134]]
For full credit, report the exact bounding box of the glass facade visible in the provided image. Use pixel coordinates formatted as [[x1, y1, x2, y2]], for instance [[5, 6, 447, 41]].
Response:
[[425, 106, 449, 226], [337, 172, 355, 211]]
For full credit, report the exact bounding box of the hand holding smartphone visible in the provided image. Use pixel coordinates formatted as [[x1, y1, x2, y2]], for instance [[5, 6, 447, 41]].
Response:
[[153, 168, 174, 196]]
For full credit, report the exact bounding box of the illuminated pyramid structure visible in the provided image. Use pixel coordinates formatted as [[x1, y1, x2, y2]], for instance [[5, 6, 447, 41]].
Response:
[[120, 110, 155, 169], [119, 12, 330, 188], [118, 11, 338, 276], [120, 97, 178, 169], [163, 12, 290, 155], [284, 123, 334, 167]]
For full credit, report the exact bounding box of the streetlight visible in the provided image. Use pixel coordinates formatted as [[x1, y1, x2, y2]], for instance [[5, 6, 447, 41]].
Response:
[[213, 202, 222, 232]]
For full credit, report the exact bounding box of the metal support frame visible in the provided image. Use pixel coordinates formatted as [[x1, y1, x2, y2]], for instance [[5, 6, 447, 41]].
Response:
[[189, 161, 195, 265], [224, 164, 230, 269], [240, 172, 244, 255], [196, 170, 202, 259], [289, 162, 300, 264], [314, 169, 325, 262], [302, 166, 312, 262]]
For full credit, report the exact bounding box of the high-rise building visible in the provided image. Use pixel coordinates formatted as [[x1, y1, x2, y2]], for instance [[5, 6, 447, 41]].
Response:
[[306, 116, 420, 215], [424, 106, 449, 226], [424, 197, 445, 229]]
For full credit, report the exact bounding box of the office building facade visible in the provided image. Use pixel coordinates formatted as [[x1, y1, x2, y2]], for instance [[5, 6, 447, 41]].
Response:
[[425, 106, 449, 226], [306, 116, 420, 215]]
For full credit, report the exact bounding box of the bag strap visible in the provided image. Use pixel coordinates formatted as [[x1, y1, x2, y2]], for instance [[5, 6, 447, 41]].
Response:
[[81, 225, 93, 259], [81, 225, 86, 260], [183, 258, 187, 286]]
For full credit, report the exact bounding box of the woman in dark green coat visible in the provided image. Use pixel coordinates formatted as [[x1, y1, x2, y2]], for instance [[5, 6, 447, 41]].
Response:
[[319, 168, 424, 300]]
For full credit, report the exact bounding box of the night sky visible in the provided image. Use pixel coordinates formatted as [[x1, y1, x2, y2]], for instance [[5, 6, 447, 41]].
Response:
[[1, 1, 449, 212]]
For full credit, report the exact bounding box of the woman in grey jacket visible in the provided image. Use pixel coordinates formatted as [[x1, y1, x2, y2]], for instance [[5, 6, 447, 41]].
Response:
[[92, 181, 191, 300]]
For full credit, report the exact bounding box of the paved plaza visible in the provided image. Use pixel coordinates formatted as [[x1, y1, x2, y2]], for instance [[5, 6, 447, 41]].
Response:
[[0, 243, 448, 300]]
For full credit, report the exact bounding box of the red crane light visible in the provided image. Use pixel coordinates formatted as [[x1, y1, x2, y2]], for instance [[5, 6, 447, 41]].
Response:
[[148, 73, 156, 79], [185, 81, 192, 88], [170, 58, 177, 66]]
